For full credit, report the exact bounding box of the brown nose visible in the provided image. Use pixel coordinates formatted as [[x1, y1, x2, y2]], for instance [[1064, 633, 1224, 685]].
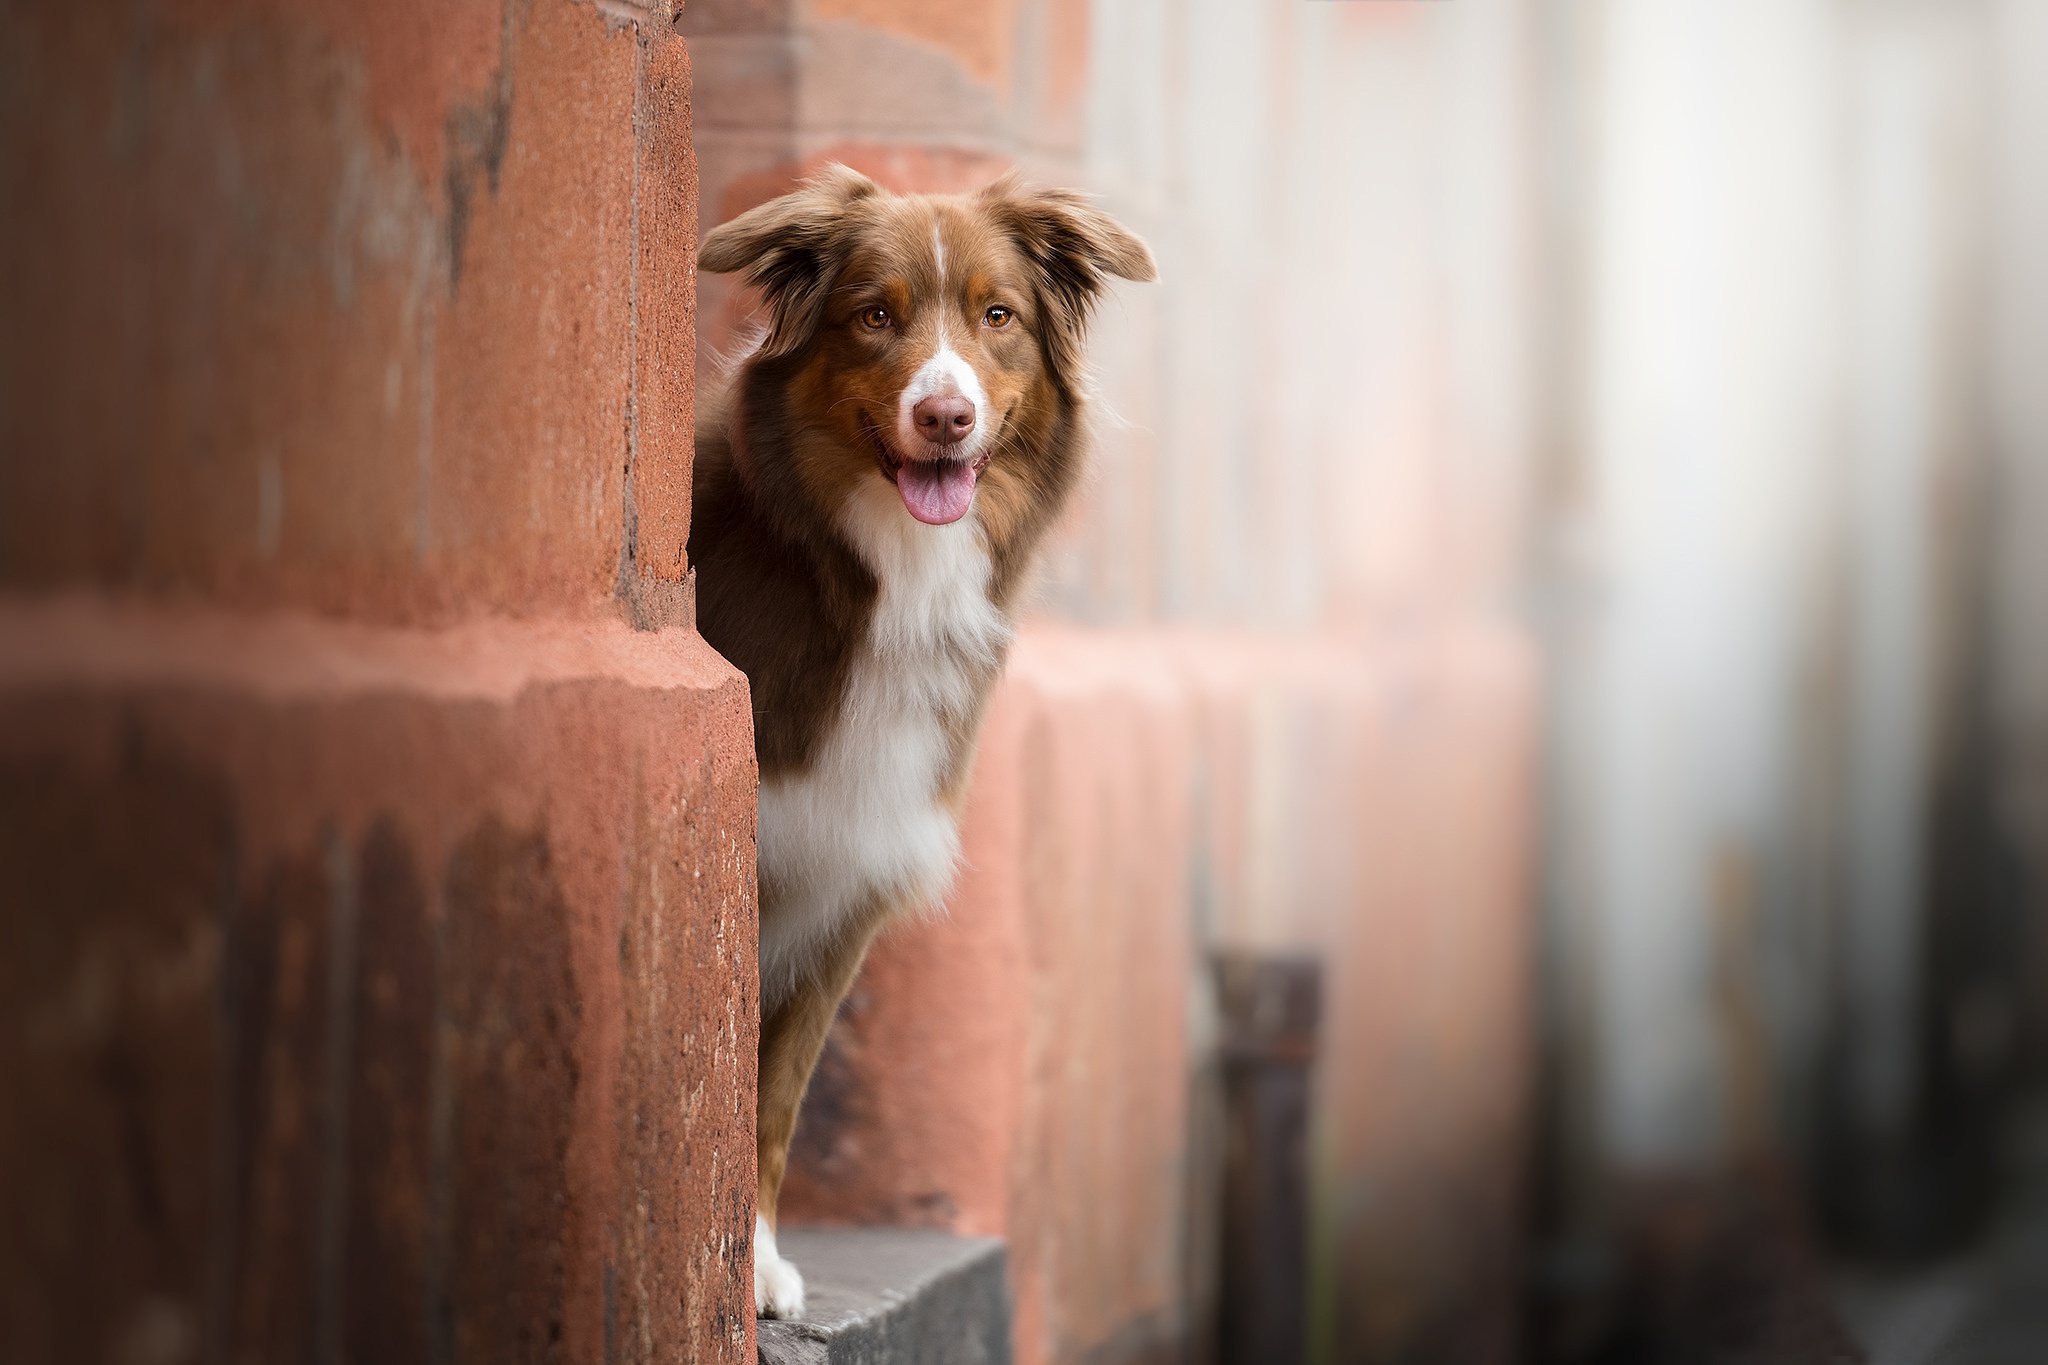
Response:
[[912, 393, 976, 446]]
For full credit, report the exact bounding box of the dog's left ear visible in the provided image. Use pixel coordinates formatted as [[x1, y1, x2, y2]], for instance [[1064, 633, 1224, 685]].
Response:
[[701, 164, 884, 358], [981, 177, 1156, 387]]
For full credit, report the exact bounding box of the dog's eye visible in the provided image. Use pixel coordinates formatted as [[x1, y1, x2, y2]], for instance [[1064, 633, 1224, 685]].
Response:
[[859, 306, 892, 330], [983, 305, 1013, 329]]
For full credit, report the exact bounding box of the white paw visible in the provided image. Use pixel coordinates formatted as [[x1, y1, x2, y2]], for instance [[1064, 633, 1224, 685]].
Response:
[[753, 1212, 806, 1319]]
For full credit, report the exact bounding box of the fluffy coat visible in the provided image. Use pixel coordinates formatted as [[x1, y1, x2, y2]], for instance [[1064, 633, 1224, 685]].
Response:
[[688, 165, 1154, 1317]]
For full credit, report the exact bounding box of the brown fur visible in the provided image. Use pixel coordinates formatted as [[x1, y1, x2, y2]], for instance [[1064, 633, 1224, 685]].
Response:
[[688, 166, 1153, 1296], [752, 922, 879, 1230]]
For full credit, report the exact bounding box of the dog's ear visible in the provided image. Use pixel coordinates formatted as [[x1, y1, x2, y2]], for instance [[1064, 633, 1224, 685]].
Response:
[[981, 175, 1156, 387], [700, 164, 883, 358]]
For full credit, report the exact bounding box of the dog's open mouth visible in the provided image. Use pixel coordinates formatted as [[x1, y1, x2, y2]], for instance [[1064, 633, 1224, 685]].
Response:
[[868, 424, 990, 526]]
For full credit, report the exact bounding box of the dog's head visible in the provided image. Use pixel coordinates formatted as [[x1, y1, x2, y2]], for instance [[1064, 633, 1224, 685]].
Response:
[[700, 166, 1155, 527]]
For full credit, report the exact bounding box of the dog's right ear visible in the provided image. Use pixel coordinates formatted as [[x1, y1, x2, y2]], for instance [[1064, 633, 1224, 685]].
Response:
[[700, 165, 882, 359]]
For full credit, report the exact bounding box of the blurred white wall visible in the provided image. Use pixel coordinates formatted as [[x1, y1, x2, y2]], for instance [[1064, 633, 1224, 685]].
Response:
[[1539, 0, 2048, 1237], [1061, 0, 2048, 1240], [1567, 0, 1846, 1166], [1046, 0, 1537, 630]]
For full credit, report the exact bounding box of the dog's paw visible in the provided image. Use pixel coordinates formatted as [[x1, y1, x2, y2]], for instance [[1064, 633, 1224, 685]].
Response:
[[753, 1212, 806, 1319]]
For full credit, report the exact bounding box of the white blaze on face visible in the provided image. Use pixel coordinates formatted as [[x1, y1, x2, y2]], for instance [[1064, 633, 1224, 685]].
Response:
[[892, 221, 988, 462], [893, 340, 988, 460]]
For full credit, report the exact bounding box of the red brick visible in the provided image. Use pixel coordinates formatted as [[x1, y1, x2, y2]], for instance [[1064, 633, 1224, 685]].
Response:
[[0, 3, 698, 624], [1, 4, 752, 1363], [627, 30, 703, 606], [0, 602, 758, 1365]]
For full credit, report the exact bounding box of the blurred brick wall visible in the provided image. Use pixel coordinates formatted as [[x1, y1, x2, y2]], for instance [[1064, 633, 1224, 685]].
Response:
[[775, 628, 1535, 1365], [683, 3, 1541, 1360], [0, 4, 758, 1363]]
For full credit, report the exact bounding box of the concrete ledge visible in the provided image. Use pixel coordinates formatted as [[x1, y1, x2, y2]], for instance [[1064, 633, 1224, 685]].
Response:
[[758, 1228, 1010, 1365]]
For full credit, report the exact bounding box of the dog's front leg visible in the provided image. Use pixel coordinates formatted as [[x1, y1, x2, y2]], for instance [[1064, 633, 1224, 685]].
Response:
[[753, 924, 878, 1319]]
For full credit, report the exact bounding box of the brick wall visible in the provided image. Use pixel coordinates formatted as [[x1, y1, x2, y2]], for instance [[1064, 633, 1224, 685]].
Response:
[[0, 4, 758, 1362]]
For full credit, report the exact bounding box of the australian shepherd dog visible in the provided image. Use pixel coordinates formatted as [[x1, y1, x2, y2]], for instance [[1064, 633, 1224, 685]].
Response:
[[689, 166, 1154, 1317]]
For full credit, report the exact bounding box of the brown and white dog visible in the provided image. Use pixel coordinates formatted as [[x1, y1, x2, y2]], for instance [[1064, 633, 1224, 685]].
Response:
[[688, 166, 1154, 1317]]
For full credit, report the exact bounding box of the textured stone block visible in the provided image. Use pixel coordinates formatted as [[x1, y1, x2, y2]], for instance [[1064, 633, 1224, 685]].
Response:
[[0, 601, 759, 1365], [756, 1228, 1009, 1365], [0, 4, 748, 1363], [0, 1, 698, 625]]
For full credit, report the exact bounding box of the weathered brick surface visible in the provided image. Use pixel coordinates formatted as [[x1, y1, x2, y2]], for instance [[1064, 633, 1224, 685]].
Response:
[[0, 732, 234, 1365], [0, 607, 758, 1365], [347, 820, 440, 1365], [628, 30, 704, 606], [0, 3, 753, 1361], [0, 0, 696, 624]]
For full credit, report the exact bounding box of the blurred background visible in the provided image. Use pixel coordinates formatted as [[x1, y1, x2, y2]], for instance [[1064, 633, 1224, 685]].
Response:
[[5, 1, 2047, 1363]]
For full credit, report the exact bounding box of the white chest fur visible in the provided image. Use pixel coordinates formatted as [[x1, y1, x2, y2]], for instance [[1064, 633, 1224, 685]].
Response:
[[753, 480, 1012, 1011]]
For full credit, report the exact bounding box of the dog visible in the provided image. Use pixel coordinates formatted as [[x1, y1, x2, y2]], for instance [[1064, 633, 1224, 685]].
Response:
[[688, 165, 1154, 1318]]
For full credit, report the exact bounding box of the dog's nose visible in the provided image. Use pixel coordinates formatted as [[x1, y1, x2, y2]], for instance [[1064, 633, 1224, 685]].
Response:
[[912, 394, 976, 446]]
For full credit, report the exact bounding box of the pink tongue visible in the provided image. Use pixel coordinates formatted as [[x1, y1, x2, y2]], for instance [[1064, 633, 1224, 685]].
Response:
[[897, 458, 978, 525]]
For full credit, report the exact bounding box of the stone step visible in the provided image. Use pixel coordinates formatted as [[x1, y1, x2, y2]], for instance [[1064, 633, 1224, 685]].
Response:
[[757, 1228, 1010, 1365]]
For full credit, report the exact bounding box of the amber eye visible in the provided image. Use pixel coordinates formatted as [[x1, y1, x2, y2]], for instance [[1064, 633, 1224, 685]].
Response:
[[983, 305, 1013, 329], [859, 306, 892, 330]]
